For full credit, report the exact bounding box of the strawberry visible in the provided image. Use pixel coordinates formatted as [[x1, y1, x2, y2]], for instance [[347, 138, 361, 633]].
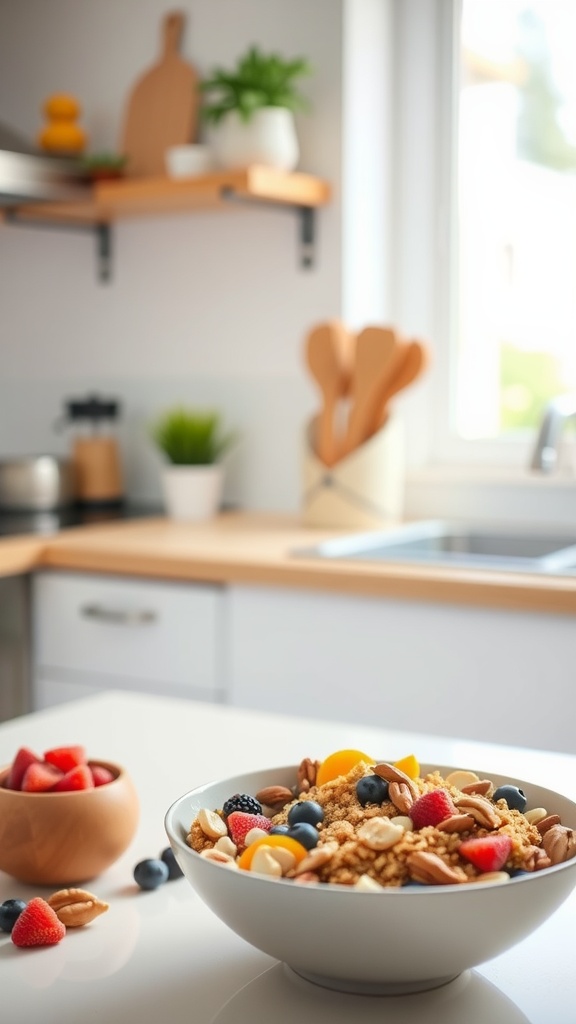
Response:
[[52, 764, 95, 792], [5, 746, 42, 791], [409, 788, 457, 830], [44, 745, 87, 773], [21, 762, 64, 792], [227, 811, 272, 849], [459, 834, 513, 873], [11, 897, 66, 948], [90, 763, 115, 787]]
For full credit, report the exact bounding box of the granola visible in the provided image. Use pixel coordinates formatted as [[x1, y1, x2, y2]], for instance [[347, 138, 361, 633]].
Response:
[[187, 753, 576, 887]]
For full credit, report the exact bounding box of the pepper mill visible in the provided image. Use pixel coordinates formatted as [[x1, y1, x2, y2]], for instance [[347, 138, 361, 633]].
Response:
[[63, 394, 124, 507]]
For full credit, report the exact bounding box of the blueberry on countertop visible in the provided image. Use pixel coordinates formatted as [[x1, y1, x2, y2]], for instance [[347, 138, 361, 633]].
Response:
[[287, 822, 320, 850], [356, 775, 389, 807], [493, 785, 527, 813], [161, 846, 184, 880], [134, 858, 170, 890], [0, 899, 27, 933], [287, 800, 324, 827]]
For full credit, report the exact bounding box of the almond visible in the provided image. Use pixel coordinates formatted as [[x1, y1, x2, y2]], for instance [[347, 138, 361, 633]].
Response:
[[47, 888, 109, 928]]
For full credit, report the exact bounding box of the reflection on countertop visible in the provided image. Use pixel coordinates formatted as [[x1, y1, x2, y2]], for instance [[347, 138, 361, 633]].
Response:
[[211, 963, 532, 1024]]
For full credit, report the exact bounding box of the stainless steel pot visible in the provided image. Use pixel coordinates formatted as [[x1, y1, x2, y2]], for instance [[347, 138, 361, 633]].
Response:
[[0, 456, 76, 511]]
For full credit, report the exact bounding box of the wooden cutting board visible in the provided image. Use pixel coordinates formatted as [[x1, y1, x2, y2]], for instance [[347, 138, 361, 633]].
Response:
[[120, 10, 199, 177]]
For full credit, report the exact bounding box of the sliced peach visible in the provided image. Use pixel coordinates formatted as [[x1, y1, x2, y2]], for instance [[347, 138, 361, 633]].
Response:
[[393, 754, 420, 779], [315, 748, 375, 787], [238, 834, 308, 871]]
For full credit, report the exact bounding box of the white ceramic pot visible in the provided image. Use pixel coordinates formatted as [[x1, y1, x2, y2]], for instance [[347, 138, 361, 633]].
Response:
[[211, 107, 300, 171], [161, 465, 224, 521]]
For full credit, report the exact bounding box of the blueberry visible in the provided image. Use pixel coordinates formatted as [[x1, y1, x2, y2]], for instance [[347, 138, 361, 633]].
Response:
[[0, 899, 27, 933], [356, 775, 389, 807], [493, 785, 527, 813], [269, 824, 290, 835], [287, 822, 319, 850], [160, 846, 184, 880], [134, 858, 170, 890], [287, 800, 324, 827]]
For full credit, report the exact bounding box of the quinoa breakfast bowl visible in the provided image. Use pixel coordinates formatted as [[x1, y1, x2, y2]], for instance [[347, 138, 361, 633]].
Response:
[[164, 751, 576, 995]]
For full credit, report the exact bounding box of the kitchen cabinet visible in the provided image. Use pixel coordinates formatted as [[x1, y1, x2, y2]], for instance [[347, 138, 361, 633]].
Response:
[[5, 165, 331, 280], [31, 570, 226, 709], [227, 583, 576, 755]]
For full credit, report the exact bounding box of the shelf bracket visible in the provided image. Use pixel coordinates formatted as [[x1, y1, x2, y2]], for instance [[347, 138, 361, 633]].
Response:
[[219, 187, 318, 269], [4, 210, 113, 284]]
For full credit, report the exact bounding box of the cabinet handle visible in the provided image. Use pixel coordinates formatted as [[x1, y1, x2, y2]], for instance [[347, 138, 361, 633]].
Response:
[[80, 603, 158, 626]]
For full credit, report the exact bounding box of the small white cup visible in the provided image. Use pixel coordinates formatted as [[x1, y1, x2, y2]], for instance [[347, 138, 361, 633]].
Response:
[[165, 144, 213, 179]]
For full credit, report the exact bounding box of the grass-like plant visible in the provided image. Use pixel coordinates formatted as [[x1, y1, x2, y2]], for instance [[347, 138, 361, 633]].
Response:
[[151, 408, 235, 465], [200, 45, 312, 125]]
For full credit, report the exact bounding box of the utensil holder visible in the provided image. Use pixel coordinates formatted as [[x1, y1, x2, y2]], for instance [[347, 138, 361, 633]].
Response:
[[301, 415, 405, 529]]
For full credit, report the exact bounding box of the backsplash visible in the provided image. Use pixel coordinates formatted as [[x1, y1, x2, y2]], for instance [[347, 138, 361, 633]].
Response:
[[0, 375, 316, 512]]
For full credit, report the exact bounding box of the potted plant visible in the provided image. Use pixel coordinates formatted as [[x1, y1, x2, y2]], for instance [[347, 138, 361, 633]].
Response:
[[200, 45, 312, 171], [151, 408, 235, 521]]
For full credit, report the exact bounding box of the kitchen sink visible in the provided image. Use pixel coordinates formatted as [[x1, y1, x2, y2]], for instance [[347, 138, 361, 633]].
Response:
[[295, 520, 576, 575]]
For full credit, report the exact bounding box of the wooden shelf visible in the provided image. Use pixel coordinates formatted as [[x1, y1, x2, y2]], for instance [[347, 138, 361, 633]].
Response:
[[9, 165, 332, 225], [3, 165, 331, 280]]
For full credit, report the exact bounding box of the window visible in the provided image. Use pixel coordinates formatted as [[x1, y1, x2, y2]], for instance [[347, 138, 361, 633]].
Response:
[[394, 0, 576, 485], [457, 0, 576, 442]]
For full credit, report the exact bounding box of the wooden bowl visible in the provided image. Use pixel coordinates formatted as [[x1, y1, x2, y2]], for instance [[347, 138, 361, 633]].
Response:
[[0, 760, 139, 885]]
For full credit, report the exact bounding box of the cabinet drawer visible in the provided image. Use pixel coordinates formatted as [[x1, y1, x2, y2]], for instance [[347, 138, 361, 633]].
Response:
[[33, 571, 223, 692]]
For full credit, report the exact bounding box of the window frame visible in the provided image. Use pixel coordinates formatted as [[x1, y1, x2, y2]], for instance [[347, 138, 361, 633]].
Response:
[[392, 0, 576, 527]]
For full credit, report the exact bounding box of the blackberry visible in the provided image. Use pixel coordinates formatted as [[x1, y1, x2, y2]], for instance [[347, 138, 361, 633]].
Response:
[[222, 793, 262, 818]]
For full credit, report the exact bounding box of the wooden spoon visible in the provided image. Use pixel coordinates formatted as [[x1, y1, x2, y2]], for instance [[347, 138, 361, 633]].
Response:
[[343, 326, 401, 455], [305, 320, 354, 466], [375, 338, 430, 429]]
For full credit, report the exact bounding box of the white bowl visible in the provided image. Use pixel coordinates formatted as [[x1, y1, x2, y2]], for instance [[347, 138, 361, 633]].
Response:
[[165, 144, 213, 178], [165, 763, 576, 995]]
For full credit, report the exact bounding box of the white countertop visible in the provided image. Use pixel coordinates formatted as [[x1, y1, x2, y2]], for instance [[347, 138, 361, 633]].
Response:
[[0, 692, 575, 1024]]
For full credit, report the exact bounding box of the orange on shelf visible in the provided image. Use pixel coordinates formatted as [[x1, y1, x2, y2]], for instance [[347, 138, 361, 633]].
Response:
[[38, 93, 87, 155]]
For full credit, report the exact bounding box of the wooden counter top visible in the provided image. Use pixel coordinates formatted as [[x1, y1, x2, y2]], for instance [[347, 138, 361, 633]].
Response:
[[1, 511, 576, 615]]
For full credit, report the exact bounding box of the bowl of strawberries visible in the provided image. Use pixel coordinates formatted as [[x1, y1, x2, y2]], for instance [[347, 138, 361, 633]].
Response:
[[0, 744, 139, 885]]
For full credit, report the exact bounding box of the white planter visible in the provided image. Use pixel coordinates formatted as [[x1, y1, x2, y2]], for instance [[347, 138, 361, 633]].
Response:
[[161, 465, 224, 522], [211, 107, 300, 171]]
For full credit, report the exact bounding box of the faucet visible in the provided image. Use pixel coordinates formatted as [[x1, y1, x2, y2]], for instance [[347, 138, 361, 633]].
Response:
[[530, 394, 576, 473]]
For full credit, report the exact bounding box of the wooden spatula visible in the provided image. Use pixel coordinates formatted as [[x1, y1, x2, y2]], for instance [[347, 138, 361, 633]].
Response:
[[305, 320, 354, 467], [343, 326, 401, 455], [375, 338, 430, 429], [120, 11, 199, 177]]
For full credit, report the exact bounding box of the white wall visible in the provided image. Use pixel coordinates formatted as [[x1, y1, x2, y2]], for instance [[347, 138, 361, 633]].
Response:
[[0, 0, 395, 510]]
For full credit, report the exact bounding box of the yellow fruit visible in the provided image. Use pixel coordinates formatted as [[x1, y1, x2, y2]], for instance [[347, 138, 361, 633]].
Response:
[[315, 748, 374, 788], [393, 753, 420, 779], [238, 834, 308, 871], [43, 93, 81, 120]]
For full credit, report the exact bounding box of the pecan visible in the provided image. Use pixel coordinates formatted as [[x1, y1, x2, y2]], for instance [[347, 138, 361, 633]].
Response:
[[293, 871, 320, 884], [536, 814, 561, 836], [438, 813, 475, 833], [460, 779, 494, 798], [542, 825, 576, 865], [454, 794, 501, 829], [522, 846, 552, 872], [294, 842, 338, 875], [255, 785, 294, 808], [47, 888, 109, 928], [388, 781, 414, 814], [373, 763, 419, 800], [297, 757, 320, 794], [407, 851, 466, 885]]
